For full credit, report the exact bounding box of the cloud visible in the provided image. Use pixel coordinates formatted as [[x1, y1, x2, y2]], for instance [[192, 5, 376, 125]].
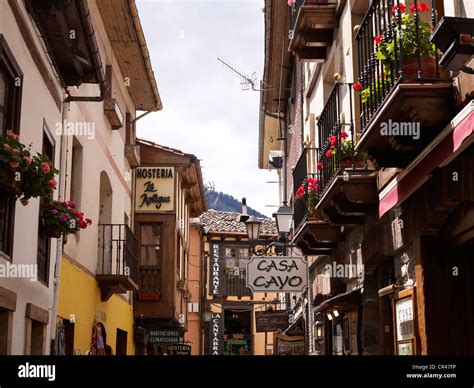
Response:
[[136, 0, 279, 216]]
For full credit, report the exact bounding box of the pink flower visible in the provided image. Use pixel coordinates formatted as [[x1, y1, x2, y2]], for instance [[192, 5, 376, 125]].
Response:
[[288, 0, 296, 6], [7, 131, 19, 140], [12, 148, 20, 154], [329, 135, 337, 147], [79, 220, 87, 229], [352, 82, 363, 91], [391, 3, 406, 13], [41, 162, 51, 173], [48, 179, 57, 188], [59, 214, 69, 222], [374, 35, 383, 45], [326, 149, 333, 158], [3, 144, 10, 150], [20, 198, 29, 206], [51, 209, 59, 215], [317, 162, 323, 171], [68, 201, 77, 208], [85, 218, 92, 225], [62, 201, 69, 207], [9, 161, 19, 169], [307, 177, 319, 191], [23, 156, 32, 164], [341, 131, 349, 139]]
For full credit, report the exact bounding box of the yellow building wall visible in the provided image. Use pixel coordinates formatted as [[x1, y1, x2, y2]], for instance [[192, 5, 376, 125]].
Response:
[[57, 257, 135, 355]]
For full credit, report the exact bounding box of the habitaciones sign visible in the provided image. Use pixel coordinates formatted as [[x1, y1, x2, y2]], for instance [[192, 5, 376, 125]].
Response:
[[246, 256, 308, 292], [135, 167, 175, 212]]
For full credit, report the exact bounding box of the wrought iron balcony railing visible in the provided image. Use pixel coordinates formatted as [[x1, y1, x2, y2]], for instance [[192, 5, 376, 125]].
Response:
[[355, 0, 444, 133], [293, 147, 319, 233], [97, 224, 138, 284]]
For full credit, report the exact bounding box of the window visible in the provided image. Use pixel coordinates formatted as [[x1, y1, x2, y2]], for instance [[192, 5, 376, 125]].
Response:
[[139, 224, 161, 292], [37, 123, 55, 284], [0, 35, 23, 258], [70, 137, 83, 208], [116, 328, 127, 355], [30, 320, 45, 355], [0, 307, 12, 355]]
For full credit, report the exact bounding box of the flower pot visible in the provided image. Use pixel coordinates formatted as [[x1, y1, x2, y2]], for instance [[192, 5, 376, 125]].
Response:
[[402, 57, 449, 80], [44, 224, 62, 238], [342, 157, 367, 169], [0, 169, 22, 196]]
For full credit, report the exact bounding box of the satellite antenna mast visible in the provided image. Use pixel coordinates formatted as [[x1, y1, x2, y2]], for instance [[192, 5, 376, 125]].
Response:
[[217, 57, 270, 92]]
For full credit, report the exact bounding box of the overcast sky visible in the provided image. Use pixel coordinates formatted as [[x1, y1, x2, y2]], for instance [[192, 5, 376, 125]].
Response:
[[135, 0, 279, 217]]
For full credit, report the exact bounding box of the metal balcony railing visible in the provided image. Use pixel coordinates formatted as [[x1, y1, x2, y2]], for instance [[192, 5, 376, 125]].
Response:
[[97, 224, 138, 284], [356, 0, 443, 132], [293, 147, 319, 232]]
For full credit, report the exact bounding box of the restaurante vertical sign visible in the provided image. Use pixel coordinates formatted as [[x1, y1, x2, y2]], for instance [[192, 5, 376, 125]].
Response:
[[135, 167, 175, 212], [210, 243, 222, 296]]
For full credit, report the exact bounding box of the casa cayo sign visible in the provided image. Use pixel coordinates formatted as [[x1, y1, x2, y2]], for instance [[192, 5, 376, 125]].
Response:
[[135, 167, 175, 213], [246, 256, 308, 292]]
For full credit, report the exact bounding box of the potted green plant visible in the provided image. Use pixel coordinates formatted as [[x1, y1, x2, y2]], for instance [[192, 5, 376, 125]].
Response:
[[42, 200, 92, 238], [340, 140, 368, 168], [0, 131, 32, 198], [375, 2, 441, 79]]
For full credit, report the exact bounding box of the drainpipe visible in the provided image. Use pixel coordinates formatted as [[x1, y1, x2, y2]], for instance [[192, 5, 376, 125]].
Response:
[[49, 97, 70, 354]]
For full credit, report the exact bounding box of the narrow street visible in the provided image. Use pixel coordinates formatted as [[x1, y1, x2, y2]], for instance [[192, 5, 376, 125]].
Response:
[[0, 0, 473, 385]]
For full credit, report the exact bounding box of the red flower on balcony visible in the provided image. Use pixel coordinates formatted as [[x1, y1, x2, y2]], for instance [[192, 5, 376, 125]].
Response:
[[352, 82, 363, 91], [410, 2, 429, 13], [316, 162, 323, 171], [288, 0, 296, 6], [374, 35, 383, 45], [341, 131, 349, 139], [329, 135, 337, 147], [391, 3, 406, 13], [296, 184, 305, 200], [325, 149, 333, 158]]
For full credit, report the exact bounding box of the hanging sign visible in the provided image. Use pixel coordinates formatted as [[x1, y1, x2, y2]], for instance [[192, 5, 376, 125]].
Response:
[[246, 256, 308, 292], [135, 167, 175, 212]]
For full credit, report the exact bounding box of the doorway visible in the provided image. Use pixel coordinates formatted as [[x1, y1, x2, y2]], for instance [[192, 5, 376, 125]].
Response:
[[223, 309, 251, 355]]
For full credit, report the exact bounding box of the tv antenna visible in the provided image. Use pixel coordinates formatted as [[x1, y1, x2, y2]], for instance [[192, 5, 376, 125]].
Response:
[[217, 57, 270, 92]]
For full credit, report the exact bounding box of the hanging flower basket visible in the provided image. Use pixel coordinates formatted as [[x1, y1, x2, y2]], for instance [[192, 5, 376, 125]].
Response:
[[44, 223, 62, 238], [0, 169, 22, 196], [42, 200, 92, 237]]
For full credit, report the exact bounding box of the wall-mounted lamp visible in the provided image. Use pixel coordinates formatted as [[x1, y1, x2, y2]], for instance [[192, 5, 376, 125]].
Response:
[[333, 310, 339, 318], [327, 313, 333, 321]]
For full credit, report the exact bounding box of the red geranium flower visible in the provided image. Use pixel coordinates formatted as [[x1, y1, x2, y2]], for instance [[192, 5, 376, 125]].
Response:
[[391, 3, 406, 13], [296, 184, 305, 200], [410, 2, 429, 13], [40, 162, 51, 173], [329, 135, 337, 147], [374, 35, 383, 45], [307, 177, 319, 191], [316, 162, 323, 171], [352, 82, 363, 91], [48, 179, 57, 188], [326, 149, 333, 158], [341, 131, 348, 139]]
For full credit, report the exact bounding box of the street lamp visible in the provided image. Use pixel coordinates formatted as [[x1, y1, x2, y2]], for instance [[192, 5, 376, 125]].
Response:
[[245, 214, 261, 241], [273, 204, 293, 234]]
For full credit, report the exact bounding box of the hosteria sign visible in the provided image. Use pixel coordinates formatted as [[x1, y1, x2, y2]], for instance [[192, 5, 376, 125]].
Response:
[[246, 256, 308, 292], [135, 167, 175, 212]]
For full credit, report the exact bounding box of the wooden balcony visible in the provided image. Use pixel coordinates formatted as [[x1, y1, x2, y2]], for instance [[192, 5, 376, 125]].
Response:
[[354, 0, 455, 168], [289, 0, 340, 60], [96, 224, 139, 301], [104, 98, 123, 130], [222, 269, 251, 297]]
